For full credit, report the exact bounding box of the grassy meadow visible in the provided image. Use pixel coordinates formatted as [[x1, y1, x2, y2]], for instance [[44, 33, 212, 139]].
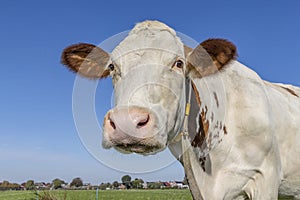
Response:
[[0, 189, 192, 200], [0, 189, 295, 200]]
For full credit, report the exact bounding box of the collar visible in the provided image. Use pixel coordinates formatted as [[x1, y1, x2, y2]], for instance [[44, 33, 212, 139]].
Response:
[[171, 78, 192, 143]]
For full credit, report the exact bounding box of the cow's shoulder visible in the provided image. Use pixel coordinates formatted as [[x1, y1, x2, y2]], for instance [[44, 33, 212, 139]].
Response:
[[270, 82, 300, 98], [223, 60, 263, 82]]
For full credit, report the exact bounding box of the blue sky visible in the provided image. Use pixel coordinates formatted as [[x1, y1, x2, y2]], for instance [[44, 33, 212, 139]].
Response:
[[0, 1, 300, 185]]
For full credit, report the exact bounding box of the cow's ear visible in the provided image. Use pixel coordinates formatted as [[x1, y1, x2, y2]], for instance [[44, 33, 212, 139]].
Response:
[[186, 39, 237, 78], [61, 43, 110, 79]]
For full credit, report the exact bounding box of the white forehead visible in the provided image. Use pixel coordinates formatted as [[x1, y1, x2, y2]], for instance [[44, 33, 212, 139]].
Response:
[[111, 21, 184, 66]]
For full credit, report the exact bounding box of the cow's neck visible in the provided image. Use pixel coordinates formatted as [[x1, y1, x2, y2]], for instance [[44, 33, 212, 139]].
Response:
[[188, 74, 227, 159], [170, 72, 228, 199]]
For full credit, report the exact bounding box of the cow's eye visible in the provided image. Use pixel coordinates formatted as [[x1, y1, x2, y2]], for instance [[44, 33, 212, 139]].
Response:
[[108, 64, 115, 71], [174, 60, 184, 69]]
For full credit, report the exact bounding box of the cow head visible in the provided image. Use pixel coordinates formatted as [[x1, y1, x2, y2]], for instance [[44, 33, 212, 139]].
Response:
[[61, 21, 236, 155]]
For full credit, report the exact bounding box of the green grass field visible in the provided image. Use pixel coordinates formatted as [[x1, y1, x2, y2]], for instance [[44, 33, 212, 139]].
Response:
[[0, 190, 192, 200], [0, 190, 295, 200]]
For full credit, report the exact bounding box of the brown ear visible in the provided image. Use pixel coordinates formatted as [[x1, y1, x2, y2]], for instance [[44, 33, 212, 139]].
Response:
[[187, 39, 237, 77], [61, 43, 110, 79], [184, 45, 193, 58]]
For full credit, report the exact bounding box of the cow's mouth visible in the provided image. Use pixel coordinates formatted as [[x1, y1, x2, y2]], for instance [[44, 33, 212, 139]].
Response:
[[115, 143, 162, 154]]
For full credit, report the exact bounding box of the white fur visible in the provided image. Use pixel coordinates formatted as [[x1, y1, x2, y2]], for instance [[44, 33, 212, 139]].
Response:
[[103, 21, 186, 153], [102, 20, 300, 199], [170, 61, 300, 199]]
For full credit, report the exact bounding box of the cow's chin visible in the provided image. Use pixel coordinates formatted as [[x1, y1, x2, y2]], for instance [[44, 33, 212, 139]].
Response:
[[114, 143, 166, 155], [102, 131, 168, 155]]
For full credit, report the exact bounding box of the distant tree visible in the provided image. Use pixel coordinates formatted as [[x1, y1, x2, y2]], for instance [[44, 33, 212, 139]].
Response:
[[10, 183, 21, 190], [106, 182, 111, 189], [25, 180, 35, 190], [52, 178, 65, 189], [0, 181, 20, 190], [99, 183, 106, 190], [131, 178, 144, 189], [121, 175, 131, 189], [0, 181, 10, 190], [1, 180, 9, 187], [70, 177, 83, 188], [112, 181, 119, 189], [147, 182, 162, 189], [99, 182, 111, 190]]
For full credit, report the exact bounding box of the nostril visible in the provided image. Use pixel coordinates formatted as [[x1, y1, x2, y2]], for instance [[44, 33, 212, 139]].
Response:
[[108, 114, 116, 130], [110, 120, 116, 130], [136, 115, 150, 128]]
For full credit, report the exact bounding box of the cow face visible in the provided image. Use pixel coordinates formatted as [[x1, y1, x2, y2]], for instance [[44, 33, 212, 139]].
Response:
[[61, 20, 236, 155]]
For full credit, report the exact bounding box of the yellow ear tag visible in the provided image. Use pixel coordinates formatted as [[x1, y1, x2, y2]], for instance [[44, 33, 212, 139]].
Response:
[[185, 103, 191, 116]]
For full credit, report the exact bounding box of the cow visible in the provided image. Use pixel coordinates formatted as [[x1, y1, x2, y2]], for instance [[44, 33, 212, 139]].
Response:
[[61, 20, 300, 199]]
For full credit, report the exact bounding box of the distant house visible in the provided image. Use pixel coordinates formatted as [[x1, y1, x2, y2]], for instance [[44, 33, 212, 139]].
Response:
[[142, 182, 147, 189], [167, 181, 189, 189], [90, 185, 99, 190], [175, 181, 183, 188], [35, 182, 49, 190], [118, 184, 126, 190], [61, 183, 67, 189], [161, 182, 172, 188], [174, 181, 189, 189], [82, 183, 92, 190], [182, 184, 189, 189], [21, 183, 26, 190]]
